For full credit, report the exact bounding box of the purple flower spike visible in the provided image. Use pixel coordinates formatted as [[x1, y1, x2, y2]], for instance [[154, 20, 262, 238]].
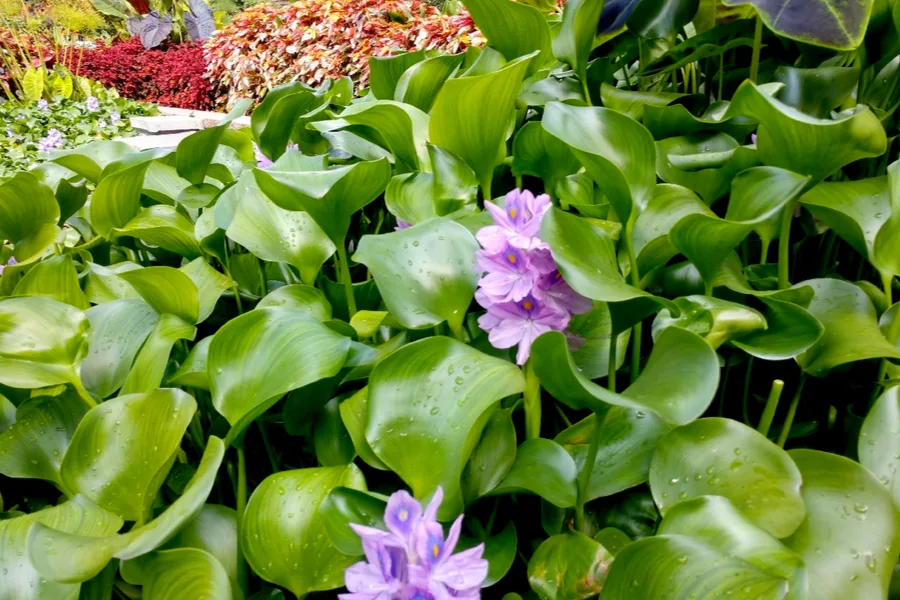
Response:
[[343, 486, 488, 600], [474, 188, 591, 364]]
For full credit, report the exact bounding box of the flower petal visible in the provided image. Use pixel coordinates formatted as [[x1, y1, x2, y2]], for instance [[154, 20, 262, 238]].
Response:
[[432, 545, 489, 592]]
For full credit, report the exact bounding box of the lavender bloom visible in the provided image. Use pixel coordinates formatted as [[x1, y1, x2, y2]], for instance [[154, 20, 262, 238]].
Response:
[[343, 487, 487, 600], [0, 256, 17, 276], [86, 96, 100, 112], [36, 99, 49, 111], [255, 146, 274, 169], [110, 111, 121, 125], [97, 120, 108, 129], [474, 188, 590, 364], [395, 218, 412, 231], [37, 129, 64, 153]]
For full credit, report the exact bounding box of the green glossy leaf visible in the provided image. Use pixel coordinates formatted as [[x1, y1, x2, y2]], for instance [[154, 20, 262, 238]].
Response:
[[599, 84, 685, 122], [463, 408, 517, 501], [786, 449, 900, 600], [0, 390, 86, 484], [169, 505, 241, 598], [339, 387, 390, 471], [527, 532, 612, 600], [649, 418, 806, 538], [29, 162, 88, 225], [652, 295, 767, 350], [553, 0, 606, 80], [543, 102, 656, 222], [120, 548, 232, 600], [51, 140, 134, 183], [0, 172, 60, 262], [320, 486, 387, 555], [254, 159, 391, 245], [311, 101, 430, 171], [567, 303, 630, 379], [60, 388, 196, 522], [859, 387, 900, 508], [0, 297, 90, 389], [258, 91, 321, 161], [796, 278, 900, 376], [115, 206, 202, 259], [385, 171, 437, 226], [354, 218, 479, 333], [801, 176, 896, 278], [176, 100, 252, 185], [181, 258, 232, 323], [256, 285, 332, 321], [556, 408, 672, 501], [168, 336, 212, 389], [141, 161, 193, 205], [633, 184, 712, 275], [489, 438, 578, 507], [394, 54, 465, 112], [0, 495, 122, 600], [119, 267, 200, 324], [429, 53, 536, 193], [670, 167, 810, 287], [12, 254, 89, 310], [369, 51, 426, 100], [119, 313, 196, 395], [628, 0, 700, 40], [241, 465, 366, 597], [314, 396, 356, 466], [251, 81, 315, 141], [731, 297, 823, 361], [726, 80, 886, 182], [511, 121, 582, 186], [643, 99, 756, 140], [721, 0, 875, 49], [226, 181, 334, 285], [90, 151, 161, 239], [28, 437, 225, 583], [429, 144, 479, 214], [463, 0, 551, 73], [208, 308, 351, 443], [532, 327, 718, 425], [366, 337, 525, 518], [83, 262, 141, 304], [774, 65, 860, 119], [656, 134, 760, 204]]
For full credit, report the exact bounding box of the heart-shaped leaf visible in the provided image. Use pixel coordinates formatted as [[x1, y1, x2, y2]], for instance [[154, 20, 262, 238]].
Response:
[[796, 278, 900, 376], [366, 337, 525, 519], [90, 150, 162, 239], [394, 54, 465, 112], [785, 449, 900, 600], [256, 284, 332, 321], [463, 408, 517, 501], [354, 217, 479, 333], [114, 205, 202, 259], [168, 505, 241, 597], [119, 313, 196, 395], [859, 386, 900, 508], [168, 336, 212, 389], [0, 172, 60, 262], [655, 134, 760, 205], [512, 121, 582, 188], [527, 532, 612, 600], [320, 487, 388, 556], [241, 465, 366, 597], [28, 437, 224, 583], [489, 438, 578, 507], [552, 0, 606, 81], [633, 184, 712, 276], [463, 0, 551, 73], [254, 159, 391, 245], [119, 267, 200, 324], [0, 297, 90, 390], [60, 388, 196, 522], [649, 417, 806, 538], [226, 180, 335, 285], [208, 308, 352, 444], [543, 102, 656, 223], [120, 548, 232, 600], [556, 408, 672, 501], [51, 140, 134, 183], [429, 53, 536, 194], [531, 327, 719, 425], [13, 254, 90, 310], [369, 51, 426, 100], [176, 100, 252, 185]]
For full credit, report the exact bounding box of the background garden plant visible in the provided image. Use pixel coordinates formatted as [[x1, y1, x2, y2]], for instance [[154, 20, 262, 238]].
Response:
[[4, 0, 900, 599]]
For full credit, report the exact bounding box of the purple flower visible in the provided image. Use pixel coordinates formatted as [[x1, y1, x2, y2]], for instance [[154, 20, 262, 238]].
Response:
[[86, 96, 100, 112], [751, 133, 758, 145], [477, 296, 570, 365], [343, 487, 488, 600], [36, 99, 49, 111], [37, 129, 64, 153], [395, 218, 412, 230], [0, 256, 17, 276], [474, 188, 590, 364], [110, 111, 121, 125]]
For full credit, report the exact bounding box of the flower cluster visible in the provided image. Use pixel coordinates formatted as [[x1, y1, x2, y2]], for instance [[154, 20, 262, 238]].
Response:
[[475, 189, 590, 365], [343, 487, 487, 600], [85, 96, 99, 112], [36, 99, 49, 111], [37, 128, 64, 153]]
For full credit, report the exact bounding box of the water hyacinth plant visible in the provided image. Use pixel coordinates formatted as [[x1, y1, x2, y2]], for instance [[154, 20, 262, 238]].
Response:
[[4, 0, 900, 598]]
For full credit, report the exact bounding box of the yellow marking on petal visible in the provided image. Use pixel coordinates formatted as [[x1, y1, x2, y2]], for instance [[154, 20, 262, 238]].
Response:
[[523, 299, 534, 310], [507, 253, 517, 264], [399, 509, 408, 521], [509, 208, 517, 218], [432, 544, 440, 558]]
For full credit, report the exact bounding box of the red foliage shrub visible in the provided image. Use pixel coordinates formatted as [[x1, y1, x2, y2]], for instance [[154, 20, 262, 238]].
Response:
[[64, 38, 214, 110], [205, 0, 484, 107]]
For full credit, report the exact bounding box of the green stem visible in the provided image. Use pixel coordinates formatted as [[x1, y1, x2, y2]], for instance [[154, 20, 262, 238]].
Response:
[[574, 409, 608, 533], [741, 356, 754, 424], [608, 331, 617, 393], [873, 305, 900, 404], [523, 359, 541, 440], [481, 176, 493, 204], [336, 243, 357, 317], [258, 420, 279, 473], [776, 375, 807, 448], [236, 447, 249, 595], [757, 379, 784, 438], [777, 202, 795, 290], [515, 175, 523, 190], [581, 75, 592, 105], [223, 248, 244, 314], [884, 273, 893, 307], [750, 17, 763, 83], [717, 53, 724, 100], [625, 217, 643, 381], [630, 322, 642, 384], [760, 238, 770, 265], [70, 377, 97, 409]]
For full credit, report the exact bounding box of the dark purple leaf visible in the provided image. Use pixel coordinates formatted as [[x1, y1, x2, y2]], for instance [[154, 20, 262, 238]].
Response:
[[184, 0, 216, 41]]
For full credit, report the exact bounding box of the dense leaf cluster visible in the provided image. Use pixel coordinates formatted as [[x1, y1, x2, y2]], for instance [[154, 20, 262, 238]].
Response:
[[3, 0, 900, 599]]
